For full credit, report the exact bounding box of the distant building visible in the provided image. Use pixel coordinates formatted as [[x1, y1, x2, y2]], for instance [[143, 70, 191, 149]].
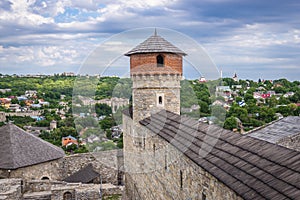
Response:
[[231, 85, 242, 90], [215, 86, 231, 98], [0, 89, 11, 94], [62, 72, 76, 76], [0, 112, 6, 122], [232, 72, 238, 82], [62, 135, 78, 147], [25, 90, 37, 97], [50, 120, 57, 130], [78, 96, 130, 113], [8, 104, 21, 112], [199, 76, 206, 83]]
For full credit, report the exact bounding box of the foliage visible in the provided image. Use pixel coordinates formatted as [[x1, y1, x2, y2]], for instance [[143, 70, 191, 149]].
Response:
[[211, 105, 226, 123], [88, 141, 117, 152], [99, 116, 116, 131], [74, 116, 98, 128], [81, 127, 104, 139], [223, 117, 238, 130], [95, 103, 112, 117], [180, 80, 198, 108], [6, 116, 35, 128], [117, 133, 123, 149]]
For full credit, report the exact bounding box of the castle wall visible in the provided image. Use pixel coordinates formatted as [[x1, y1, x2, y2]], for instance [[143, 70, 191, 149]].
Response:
[[0, 179, 123, 200], [123, 115, 242, 200], [0, 179, 23, 200], [0, 151, 123, 185]]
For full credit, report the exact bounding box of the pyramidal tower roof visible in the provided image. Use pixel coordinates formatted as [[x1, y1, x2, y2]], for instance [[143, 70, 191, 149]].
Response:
[[125, 30, 187, 56], [0, 123, 65, 169]]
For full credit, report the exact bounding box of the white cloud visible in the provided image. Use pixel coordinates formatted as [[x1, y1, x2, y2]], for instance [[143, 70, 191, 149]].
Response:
[[0, 0, 54, 26]]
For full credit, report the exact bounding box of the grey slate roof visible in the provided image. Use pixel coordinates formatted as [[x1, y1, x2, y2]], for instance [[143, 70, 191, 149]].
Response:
[[0, 124, 65, 169], [125, 32, 186, 56], [248, 116, 300, 143], [139, 110, 300, 200], [63, 164, 99, 183]]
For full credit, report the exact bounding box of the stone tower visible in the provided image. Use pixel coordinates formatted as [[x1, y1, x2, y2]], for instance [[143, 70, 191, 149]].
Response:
[[125, 30, 186, 123], [123, 31, 186, 198]]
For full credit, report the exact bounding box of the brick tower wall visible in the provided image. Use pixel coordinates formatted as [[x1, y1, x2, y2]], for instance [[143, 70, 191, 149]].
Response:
[[130, 53, 183, 75]]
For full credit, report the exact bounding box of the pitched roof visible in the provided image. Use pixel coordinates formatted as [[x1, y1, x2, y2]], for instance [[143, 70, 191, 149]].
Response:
[[140, 110, 300, 200], [0, 124, 65, 169], [248, 116, 300, 143], [63, 164, 99, 183], [125, 32, 186, 56]]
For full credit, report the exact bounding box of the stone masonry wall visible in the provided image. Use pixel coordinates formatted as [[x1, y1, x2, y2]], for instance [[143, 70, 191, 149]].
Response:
[[0, 150, 123, 185], [0, 179, 23, 200], [132, 74, 181, 123], [123, 115, 243, 200], [277, 133, 300, 152]]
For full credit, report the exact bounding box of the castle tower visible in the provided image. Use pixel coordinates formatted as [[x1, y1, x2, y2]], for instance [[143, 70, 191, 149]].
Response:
[[125, 30, 186, 123]]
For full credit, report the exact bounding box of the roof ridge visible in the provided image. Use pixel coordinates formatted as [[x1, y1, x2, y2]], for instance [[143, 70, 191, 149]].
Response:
[[245, 117, 283, 134], [125, 33, 186, 56]]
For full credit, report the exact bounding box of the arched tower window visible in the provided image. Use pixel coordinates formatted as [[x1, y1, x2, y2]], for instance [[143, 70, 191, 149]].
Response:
[[63, 191, 73, 200], [156, 55, 164, 67]]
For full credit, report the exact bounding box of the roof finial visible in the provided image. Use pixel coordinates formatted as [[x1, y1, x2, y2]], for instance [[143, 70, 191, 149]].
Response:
[[154, 28, 157, 36]]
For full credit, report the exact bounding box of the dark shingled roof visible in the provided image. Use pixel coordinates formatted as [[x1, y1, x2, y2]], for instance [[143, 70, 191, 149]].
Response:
[[0, 124, 65, 169], [248, 116, 300, 143], [125, 32, 186, 56], [63, 164, 99, 183], [140, 110, 300, 200]]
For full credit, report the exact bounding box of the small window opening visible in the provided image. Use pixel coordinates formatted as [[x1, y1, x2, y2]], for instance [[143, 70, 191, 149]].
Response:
[[202, 192, 207, 200], [63, 192, 73, 200], [41, 176, 50, 180], [158, 96, 163, 105], [180, 170, 183, 189], [157, 55, 164, 67], [165, 154, 167, 170]]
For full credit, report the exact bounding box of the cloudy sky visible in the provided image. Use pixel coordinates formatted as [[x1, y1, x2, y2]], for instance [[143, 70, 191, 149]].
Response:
[[0, 0, 299, 80]]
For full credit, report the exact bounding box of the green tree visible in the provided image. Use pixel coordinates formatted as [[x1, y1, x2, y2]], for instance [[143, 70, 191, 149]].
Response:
[[224, 117, 238, 130], [199, 101, 209, 114], [266, 96, 278, 108], [95, 103, 112, 116], [99, 116, 116, 131]]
